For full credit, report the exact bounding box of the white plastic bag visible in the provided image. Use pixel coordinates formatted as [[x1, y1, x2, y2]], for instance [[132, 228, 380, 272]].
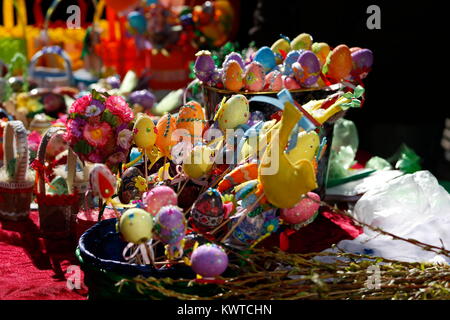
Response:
[[328, 171, 450, 263]]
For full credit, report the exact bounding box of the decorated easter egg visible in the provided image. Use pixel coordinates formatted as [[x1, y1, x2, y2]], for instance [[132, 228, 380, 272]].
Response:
[[133, 114, 157, 150], [129, 90, 155, 110], [46, 130, 68, 160], [271, 38, 291, 64], [128, 11, 147, 34], [264, 70, 283, 91], [291, 33, 313, 50], [194, 50, 216, 82], [223, 52, 245, 69], [154, 205, 186, 245], [215, 94, 250, 130], [283, 50, 302, 76], [119, 166, 145, 204], [231, 209, 279, 246], [119, 208, 153, 244], [283, 75, 301, 90], [143, 185, 178, 216], [293, 50, 321, 87], [253, 46, 276, 74], [311, 42, 331, 66], [176, 101, 206, 141], [191, 188, 224, 229], [323, 44, 353, 82], [89, 164, 117, 199], [155, 113, 177, 156], [280, 192, 320, 226], [182, 144, 214, 179], [222, 60, 244, 91], [351, 48, 374, 77], [286, 130, 320, 163], [243, 61, 265, 92], [190, 244, 228, 278]]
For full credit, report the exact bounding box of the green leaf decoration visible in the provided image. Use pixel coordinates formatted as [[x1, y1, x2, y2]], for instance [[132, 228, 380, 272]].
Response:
[[101, 109, 118, 127], [6, 158, 17, 179], [354, 85, 365, 98], [91, 89, 106, 103], [73, 140, 93, 155], [343, 92, 353, 99]]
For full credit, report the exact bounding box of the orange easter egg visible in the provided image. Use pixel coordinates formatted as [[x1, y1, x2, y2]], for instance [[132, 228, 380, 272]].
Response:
[[176, 101, 206, 142], [156, 113, 177, 157], [323, 44, 353, 83], [222, 60, 244, 92]]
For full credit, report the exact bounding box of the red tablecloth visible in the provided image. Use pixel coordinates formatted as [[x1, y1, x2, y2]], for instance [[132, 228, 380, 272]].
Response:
[[0, 208, 362, 300]]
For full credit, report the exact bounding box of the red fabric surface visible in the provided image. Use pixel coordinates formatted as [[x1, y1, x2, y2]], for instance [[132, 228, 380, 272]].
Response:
[[0, 210, 88, 300], [1, 207, 362, 300]]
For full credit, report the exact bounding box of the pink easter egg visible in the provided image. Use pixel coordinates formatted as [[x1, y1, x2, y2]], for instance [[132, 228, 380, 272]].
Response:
[[143, 185, 178, 216], [283, 75, 301, 90], [280, 192, 320, 225], [264, 70, 283, 91]]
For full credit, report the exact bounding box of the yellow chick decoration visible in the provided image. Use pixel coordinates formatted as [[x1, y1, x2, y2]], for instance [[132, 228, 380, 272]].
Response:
[[286, 130, 320, 164], [258, 100, 318, 208], [133, 114, 157, 151]]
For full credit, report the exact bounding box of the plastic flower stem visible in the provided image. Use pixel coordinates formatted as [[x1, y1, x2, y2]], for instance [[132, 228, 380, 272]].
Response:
[[221, 194, 264, 243]]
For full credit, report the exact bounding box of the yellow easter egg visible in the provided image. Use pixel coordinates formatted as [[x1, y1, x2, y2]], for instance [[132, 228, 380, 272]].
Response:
[[291, 33, 313, 50], [286, 130, 320, 164], [215, 94, 250, 130], [271, 38, 291, 64], [119, 208, 153, 244], [176, 101, 206, 142], [182, 145, 214, 179], [155, 113, 177, 157], [133, 114, 157, 149], [312, 42, 331, 66]]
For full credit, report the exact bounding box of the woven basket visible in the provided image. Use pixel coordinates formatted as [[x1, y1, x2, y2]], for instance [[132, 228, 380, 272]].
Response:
[[0, 120, 34, 221], [77, 218, 223, 300], [36, 127, 79, 239]]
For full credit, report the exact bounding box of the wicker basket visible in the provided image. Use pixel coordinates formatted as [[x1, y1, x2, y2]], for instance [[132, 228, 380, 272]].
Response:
[[0, 120, 34, 221], [36, 127, 79, 239]]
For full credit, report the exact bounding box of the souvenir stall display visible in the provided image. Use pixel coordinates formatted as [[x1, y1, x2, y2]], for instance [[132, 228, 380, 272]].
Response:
[[0, 0, 449, 302]]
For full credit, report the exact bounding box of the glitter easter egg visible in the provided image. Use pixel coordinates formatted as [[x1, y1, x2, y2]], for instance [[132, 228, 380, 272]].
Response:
[[294, 50, 320, 87], [223, 52, 245, 69], [143, 185, 178, 216], [191, 188, 224, 229], [194, 50, 216, 82], [191, 243, 228, 278], [119, 208, 153, 244], [280, 192, 320, 226], [222, 60, 244, 91], [264, 70, 283, 91], [154, 205, 186, 245], [243, 61, 265, 92]]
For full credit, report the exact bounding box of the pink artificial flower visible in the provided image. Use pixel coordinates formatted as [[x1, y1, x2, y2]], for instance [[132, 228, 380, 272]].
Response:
[[83, 122, 112, 147], [28, 131, 42, 152], [117, 129, 133, 150], [87, 150, 104, 163], [69, 94, 92, 114], [105, 95, 134, 123]]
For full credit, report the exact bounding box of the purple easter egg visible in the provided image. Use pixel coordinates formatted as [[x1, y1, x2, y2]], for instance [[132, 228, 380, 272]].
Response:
[[129, 90, 155, 109], [351, 48, 373, 77], [283, 50, 302, 76], [194, 50, 216, 82], [191, 188, 224, 230], [154, 205, 186, 245], [191, 243, 228, 278], [223, 52, 245, 69], [293, 50, 320, 87], [106, 76, 121, 89]]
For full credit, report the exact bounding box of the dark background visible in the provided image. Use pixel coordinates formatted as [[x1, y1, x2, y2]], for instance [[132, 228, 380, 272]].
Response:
[[2, 0, 448, 179]]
